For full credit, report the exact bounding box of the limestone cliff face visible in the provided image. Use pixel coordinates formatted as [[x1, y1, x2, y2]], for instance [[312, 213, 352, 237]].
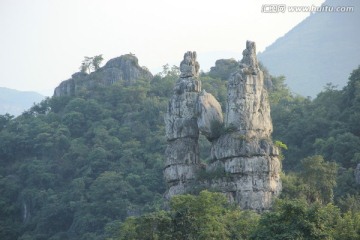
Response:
[[210, 41, 281, 211], [53, 54, 153, 97], [164, 51, 222, 199], [164, 41, 282, 211]]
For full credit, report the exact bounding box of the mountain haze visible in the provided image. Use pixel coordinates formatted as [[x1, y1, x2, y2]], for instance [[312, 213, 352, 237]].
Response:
[[258, 0, 360, 97], [0, 87, 45, 116]]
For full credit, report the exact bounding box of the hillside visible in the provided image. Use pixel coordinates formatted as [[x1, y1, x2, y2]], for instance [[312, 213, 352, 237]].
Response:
[[1, 51, 360, 239], [258, 0, 360, 97], [0, 87, 44, 116]]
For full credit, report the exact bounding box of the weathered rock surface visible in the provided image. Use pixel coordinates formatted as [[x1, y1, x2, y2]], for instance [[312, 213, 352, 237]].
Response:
[[210, 135, 279, 160], [164, 52, 204, 198], [53, 54, 153, 97], [164, 41, 282, 212], [226, 41, 272, 139], [208, 41, 281, 211], [196, 90, 223, 140], [180, 51, 200, 78]]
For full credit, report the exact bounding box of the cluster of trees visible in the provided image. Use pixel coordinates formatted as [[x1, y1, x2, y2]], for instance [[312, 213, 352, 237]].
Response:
[[0, 58, 359, 239], [0, 75, 171, 239], [114, 190, 259, 240], [114, 154, 360, 240], [80, 55, 104, 74], [270, 66, 360, 200], [114, 190, 360, 240], [0, 64, 227, 239]]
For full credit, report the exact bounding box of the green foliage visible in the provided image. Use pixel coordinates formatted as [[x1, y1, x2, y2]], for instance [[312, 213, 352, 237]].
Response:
[[92, 55, 104, 71], [0, 76, 173, 239], [268, 75, 294, 105], [280, 155, 337, 205], [252, 198, 360, 240], [275, 140, 288, 160], [300, 155, 337, 204], [280, 172, 308, 201], [1, 59, 360, 240], [80, 55, 104, 73], [116, 190, 360, 240], [270, 66, 360, 175], [252, 199, 342, 240], [225, 209, 260, 240], [201, 75, 227, 109], [208, 58, 239, 80], [274, 140, 288, 150], [116, 190, 260, 240], [80, 56, 93, 73]]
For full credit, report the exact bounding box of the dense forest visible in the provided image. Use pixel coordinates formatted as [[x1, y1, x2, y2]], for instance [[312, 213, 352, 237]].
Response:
[[1, 61, 360, 239]]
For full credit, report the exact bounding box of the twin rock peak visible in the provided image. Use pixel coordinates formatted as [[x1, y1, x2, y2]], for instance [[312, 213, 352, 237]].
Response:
[[164, 41, 282, 211]]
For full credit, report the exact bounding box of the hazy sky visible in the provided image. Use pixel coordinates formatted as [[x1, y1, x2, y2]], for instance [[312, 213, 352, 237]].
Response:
[[0, 0, 326, 96]]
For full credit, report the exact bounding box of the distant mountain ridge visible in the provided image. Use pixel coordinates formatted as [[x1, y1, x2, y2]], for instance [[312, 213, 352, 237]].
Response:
[[0, 87, 44, 116], [258, 0, 360, 97]]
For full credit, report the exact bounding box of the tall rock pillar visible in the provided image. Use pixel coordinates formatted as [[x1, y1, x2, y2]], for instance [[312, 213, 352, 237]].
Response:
[[164, 52, 202, 198], [163, 42, 281, 211], [210, 41, 282, 211]]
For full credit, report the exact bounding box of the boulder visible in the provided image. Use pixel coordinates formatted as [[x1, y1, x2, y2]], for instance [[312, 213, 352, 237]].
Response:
[[196, 90, 223, 140]]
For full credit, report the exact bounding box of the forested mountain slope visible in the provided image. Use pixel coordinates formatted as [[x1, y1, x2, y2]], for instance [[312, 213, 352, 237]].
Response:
[[1, 55, 360, 239]]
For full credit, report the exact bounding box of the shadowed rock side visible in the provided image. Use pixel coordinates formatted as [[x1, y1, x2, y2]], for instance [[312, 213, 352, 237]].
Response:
[[164, 42, 282, 212], [54, 54, 153, 97]]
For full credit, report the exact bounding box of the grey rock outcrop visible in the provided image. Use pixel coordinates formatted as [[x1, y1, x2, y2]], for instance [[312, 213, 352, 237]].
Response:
[[196, 90, 223, 140], [54, 54, 153, 97], [164, 52, 223, 198], [208, 41, 281, 211], [164, 41, 282, 212], [180, 51, 200, 78], [226, 41, 272, 139]]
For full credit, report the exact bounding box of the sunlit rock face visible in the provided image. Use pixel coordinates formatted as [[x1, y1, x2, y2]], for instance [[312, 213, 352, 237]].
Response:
[[54, 54, 153, 97], [164, 51, 203, 199], [210, 41, 281, 211], [225, 41, 272, 139], [165, 41, 282, 211]]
